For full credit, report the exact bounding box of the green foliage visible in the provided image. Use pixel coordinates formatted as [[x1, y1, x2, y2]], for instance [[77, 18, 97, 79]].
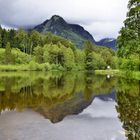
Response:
[[116, 78, 140, 139], [63, 47, 75, 70], [83, 41, 115, 70], [84, 41, 94, 70], [75, 49, 85, 70], [118, 57, 139, 71], [1, 29, 8, 48], [34, 46, 44, 63], [44, 43, 65, 66], [117, 0, 140, 71], [92, 52, 106, 70], [0, 33, 2, 48], [0, 72, 117, 116], [4, 42, 14, 64], [14, 29, 28, 53], [84, 41, 93, 55], [0, 27, 116, 71]]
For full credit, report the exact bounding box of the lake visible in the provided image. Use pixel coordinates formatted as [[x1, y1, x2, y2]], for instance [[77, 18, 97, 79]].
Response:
[[0, 72, 139, 140]]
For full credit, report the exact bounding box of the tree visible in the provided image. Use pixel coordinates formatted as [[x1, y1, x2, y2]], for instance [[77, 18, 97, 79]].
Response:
[[84, 41, 94, 70], [5, 42, 13, 64], [117, 0, 140, 54], [15, 29, 28, 53], [83, 41, 93, 55], [117, 0, 140, 71], [44, 43, 64, 65], [8, 29, 16, 48], [30, 30, 42, 54], [75, 49, 85, 69], [34, 46, 44, 64], [1, 29, 8, 48], [0, 26, 2, 48], [92, 52, 106, 70], [0, 33, 2, 48], [126, 0, 140, 38], [85, 53, 94, 70], [63, 47, 75, 70]]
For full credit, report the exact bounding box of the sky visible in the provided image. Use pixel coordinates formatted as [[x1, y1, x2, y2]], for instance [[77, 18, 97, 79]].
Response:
[[0, 0, 129, 41]]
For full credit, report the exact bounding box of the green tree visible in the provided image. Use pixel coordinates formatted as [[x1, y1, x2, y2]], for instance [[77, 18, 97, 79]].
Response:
[[5, 42, 13, 64], [75, 49, 85, 70], [34, 46, 44, 64], [1, 29, 8, 48], [0, 26, 2, 48], [84, 41, 94, 70], [92, 52, 106, 70], [30, 30, 42, 54], [44, 43, 64, 65], [117, 0, 140, 71], [8, 29, 16, 48], [0, 34, 2, 48], [63, 47, 75, 70], [84, 41, 93, 55], [126, 0, 140, 37], [15, 29, 28, 53]]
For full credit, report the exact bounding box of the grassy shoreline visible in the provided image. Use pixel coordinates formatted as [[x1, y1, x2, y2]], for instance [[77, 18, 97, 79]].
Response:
[[95, 70, 140, 80], [0, 64, 139, 80]]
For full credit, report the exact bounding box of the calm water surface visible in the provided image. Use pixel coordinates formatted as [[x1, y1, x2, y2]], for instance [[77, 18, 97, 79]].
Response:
[[0, 72, 139, 140]]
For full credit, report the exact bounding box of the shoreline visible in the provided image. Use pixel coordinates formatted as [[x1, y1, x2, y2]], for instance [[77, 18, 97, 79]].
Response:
[[95, 70, 140, 80], [0, 64, 139, 80]]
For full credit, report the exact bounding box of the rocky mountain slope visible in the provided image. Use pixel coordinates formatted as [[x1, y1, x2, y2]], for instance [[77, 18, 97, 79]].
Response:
[[32, 15, 116, 49]]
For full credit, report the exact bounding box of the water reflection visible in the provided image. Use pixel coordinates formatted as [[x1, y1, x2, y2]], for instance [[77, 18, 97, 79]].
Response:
[[0, 72, 139, 140], [116, 78, 140, 140], [0, 72, 116, 123]]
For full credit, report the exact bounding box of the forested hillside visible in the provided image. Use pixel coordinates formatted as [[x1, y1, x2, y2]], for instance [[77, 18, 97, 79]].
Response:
[[0, 27, 115, 71]]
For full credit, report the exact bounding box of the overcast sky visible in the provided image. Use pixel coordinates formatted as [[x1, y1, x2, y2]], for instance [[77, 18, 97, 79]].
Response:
[[0, 0, 128, 41]]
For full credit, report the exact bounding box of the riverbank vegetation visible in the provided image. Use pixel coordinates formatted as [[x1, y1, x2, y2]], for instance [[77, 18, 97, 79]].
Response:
[[117, 0, 140, 72], [0, 0, 139, 80], [0, 27, 116, 71], [95, 70, 140, 80]]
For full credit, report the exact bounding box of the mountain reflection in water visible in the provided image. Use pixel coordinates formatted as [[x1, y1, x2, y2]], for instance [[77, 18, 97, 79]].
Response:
[[0, 72, 139, 140]]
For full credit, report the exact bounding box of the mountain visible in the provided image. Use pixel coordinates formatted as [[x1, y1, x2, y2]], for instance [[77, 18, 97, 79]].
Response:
[[32, 15, 116, 49], [33, 15, 95, 47], [96, 38, 116, 50]]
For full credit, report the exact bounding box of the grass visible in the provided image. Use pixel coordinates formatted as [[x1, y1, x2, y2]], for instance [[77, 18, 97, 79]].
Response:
[[95, 69, 140, 80], [0, 63, 52, 72], [0, 64, 139, 80]]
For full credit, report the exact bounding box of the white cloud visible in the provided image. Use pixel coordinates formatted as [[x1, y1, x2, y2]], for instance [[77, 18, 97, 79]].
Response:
[[0, 0, 129, 40]]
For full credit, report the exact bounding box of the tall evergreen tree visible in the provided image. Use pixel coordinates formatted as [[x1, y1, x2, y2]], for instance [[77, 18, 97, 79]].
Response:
[[1, 29, 8, 48], [8, 29, 16, 48], [15, 29, 28, 53], [84, 41, 94, 70], [0, 26, 2, 48], [5, 42, 13, 64]]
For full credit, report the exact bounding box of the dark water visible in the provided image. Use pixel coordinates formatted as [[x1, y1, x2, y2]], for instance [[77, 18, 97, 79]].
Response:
[[0, 72, 139, 140]]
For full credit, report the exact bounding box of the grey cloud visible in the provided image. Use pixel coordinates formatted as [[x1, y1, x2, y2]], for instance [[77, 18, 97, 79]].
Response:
[[0, 0, 129, 40]]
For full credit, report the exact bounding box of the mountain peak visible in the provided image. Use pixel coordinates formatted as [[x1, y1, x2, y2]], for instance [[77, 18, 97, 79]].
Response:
[[51, 15, 64, 21], [33, 15, 95, 47], [96, 38, 116, 50]]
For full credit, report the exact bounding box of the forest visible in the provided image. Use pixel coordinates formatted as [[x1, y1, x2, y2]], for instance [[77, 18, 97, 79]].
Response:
[[0, 27, 116, 71], [0, 0, 139, 73]]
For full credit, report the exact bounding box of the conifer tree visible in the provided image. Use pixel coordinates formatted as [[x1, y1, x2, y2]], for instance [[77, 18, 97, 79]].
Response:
[[5, 42, 12, 64]]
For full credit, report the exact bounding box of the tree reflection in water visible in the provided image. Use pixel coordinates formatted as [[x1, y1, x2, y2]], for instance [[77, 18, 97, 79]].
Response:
[[0, 72, 116, 123], [0, 71, 139, 140], [116, 79, 140, 140]]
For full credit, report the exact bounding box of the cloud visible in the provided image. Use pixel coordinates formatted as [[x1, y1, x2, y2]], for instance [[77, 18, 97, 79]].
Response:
[[83, 21, 123, 41], [0, 0, 128, 40]]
